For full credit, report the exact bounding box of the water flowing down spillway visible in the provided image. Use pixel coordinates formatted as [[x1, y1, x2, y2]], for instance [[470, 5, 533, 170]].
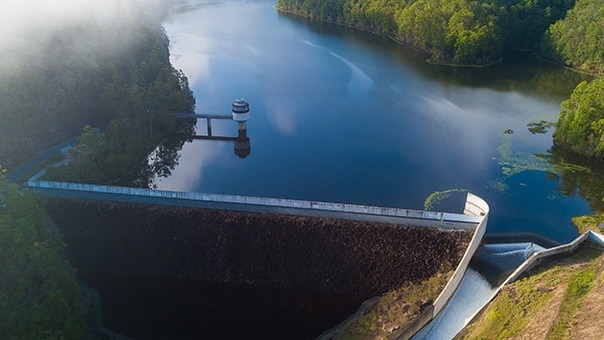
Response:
[[414, 268, 497, 340], [414, 242, 546, 339], [481, 242, 546, 265]]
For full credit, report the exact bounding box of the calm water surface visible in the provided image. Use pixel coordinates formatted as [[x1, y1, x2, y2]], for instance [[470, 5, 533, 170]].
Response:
[[160, 0, 591, 243]]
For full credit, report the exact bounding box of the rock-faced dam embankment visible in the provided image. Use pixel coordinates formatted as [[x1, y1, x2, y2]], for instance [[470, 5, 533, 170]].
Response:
[[45, 198, 472, 339]]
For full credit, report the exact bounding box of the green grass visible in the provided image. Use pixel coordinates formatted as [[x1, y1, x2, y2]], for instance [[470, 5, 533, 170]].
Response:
[[335, 272, 451, 339], [548, 265, 595, 339], [572, 215, 604, 234], [459, 247, 602, 340]]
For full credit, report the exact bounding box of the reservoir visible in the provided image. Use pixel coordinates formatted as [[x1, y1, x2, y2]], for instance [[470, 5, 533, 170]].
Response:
[[160, 0, 591, 243]]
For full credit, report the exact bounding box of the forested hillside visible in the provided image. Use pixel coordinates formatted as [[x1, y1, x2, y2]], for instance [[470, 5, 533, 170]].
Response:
[[553, 79, 604, 159], [277, 0, 574, 64], [541, 0, 604, 76], [0, 172, 88, 338], [277, 0, 604, 160], [0, 1, 196, 338], [0, 4, 195, 174], [548, 0, 604, 159]]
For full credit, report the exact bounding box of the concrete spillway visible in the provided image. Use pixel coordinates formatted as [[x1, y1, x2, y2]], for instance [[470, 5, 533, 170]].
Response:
[[413, 242, 546, 339], [413, 268, 497, 339]]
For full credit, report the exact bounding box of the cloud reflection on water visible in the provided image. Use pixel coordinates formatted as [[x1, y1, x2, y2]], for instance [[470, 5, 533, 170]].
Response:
[[152, 140, 226, 192]]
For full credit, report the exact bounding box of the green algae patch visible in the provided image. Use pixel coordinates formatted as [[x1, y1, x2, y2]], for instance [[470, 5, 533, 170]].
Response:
[[527, 120, 556, 134], [485, 179, 509, 193], [495, 133, 551, 178], [424, 189, 467, 211]]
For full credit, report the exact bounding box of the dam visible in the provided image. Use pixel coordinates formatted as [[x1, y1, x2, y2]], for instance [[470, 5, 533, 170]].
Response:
[[20, 98, 489, 337], [29, 178, 488, 338]]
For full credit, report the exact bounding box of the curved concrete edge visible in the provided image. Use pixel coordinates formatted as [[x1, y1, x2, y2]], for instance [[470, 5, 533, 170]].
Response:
[[318, 193, 490, 340], [398, 193, 489, 339], [386, 193, 490, 340], [457, 229, 604, 336], [432, 193, 490, 315]]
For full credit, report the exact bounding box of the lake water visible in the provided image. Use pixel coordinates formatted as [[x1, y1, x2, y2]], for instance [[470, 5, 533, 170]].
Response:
[[160, 0, 591, 243]]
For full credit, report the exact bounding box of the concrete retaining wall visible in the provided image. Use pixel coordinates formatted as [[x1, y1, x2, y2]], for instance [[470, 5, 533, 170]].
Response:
[[459, 229, 604, 337], [502, 230, 602, 285]]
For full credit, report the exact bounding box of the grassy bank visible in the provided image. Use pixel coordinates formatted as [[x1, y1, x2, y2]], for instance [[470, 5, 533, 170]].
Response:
[[457, 246, 604, 339]]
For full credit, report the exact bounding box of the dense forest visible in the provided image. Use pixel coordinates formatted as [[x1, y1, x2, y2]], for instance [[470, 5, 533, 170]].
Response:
[[553, 79, 604, 159], [277, 0, 574, 65], [0, 2, 195, 178], [0, 1, 196, 338], [548, 0, 604, 160], [0, 172, 88, 338], [540, 0, 604, 76]]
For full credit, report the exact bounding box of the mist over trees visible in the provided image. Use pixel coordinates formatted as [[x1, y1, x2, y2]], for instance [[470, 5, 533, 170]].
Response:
[[0, 0, 194, 173]]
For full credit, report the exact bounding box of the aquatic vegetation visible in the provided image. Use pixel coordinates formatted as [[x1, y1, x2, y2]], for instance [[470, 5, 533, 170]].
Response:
[[495, 134, 552, 178], [424, 189, 467, 211], [485, 179, 509, 193], [527, 120, 555, 134]]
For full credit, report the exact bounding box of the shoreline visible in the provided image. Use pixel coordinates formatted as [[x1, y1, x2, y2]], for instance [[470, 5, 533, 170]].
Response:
[[274, 5, 500, 68]]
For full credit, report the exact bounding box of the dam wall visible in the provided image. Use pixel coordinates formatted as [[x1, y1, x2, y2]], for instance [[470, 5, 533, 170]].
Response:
[[29, 180, 491, 339], [319, 194, 490, 339], [26, 180, 482, 229]]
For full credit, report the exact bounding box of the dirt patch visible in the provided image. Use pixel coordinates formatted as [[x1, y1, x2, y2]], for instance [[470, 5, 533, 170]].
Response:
[[511, 284, 567, 340], [571, 255, 604, 339]]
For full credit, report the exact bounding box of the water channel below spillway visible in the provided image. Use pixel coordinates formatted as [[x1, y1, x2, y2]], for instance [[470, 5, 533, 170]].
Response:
[[414, 242, 547, 339]]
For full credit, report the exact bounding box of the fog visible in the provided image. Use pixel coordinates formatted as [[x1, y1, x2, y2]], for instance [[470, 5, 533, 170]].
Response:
[[0, 0, 165, 68]]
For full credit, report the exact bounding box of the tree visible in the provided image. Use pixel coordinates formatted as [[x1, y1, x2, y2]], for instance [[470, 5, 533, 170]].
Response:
[[0, 170, 88, 338], [541, 0, 604, 76], [553, 79, 604, 159]]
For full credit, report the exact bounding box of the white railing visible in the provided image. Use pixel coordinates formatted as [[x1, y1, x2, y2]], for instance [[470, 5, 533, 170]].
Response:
[[26, 180, 483, 228]]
